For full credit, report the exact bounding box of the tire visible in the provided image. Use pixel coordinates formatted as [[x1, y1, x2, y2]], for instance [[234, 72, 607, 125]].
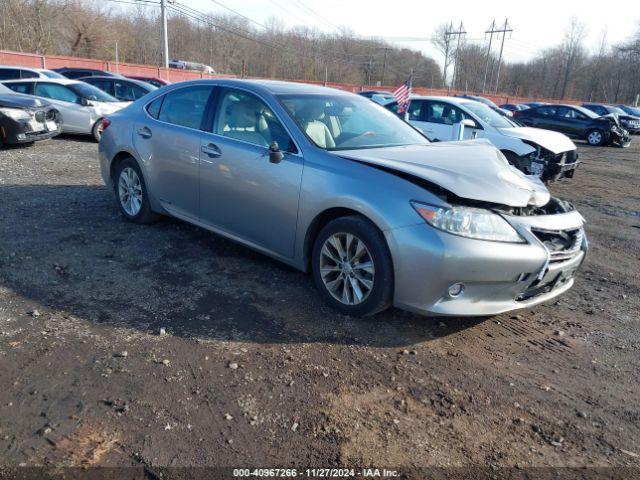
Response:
[[311, 215, 393, 317], [92, 119, 105, 142], [113, 157, 159, 224], [586, 129, 605, 146]]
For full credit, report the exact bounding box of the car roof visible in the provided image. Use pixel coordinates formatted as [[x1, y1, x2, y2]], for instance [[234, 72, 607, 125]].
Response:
[[79, 75, 154, 87], [0, 65, 54, 72], [408, 95, 482, 105], [166, 78, 353, 96], [1, 77, 80, 86]]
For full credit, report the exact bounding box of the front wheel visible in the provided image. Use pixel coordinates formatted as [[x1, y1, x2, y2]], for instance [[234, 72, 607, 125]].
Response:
[[113, 157, 159, 224], [311, 216, 393, 317], [586, 129, 605, 146]]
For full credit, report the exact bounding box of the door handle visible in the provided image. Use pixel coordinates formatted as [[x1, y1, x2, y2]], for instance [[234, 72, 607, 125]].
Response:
[[201, 143, 222, 158], [137, 126, 152, 138]]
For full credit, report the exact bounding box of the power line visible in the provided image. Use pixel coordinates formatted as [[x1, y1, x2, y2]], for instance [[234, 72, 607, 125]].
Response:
[[204, 0, 269, 30], [169, 2, 382, 67]]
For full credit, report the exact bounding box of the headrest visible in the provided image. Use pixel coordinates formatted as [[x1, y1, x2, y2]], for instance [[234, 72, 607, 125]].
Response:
[[229, 100, 258, 129]]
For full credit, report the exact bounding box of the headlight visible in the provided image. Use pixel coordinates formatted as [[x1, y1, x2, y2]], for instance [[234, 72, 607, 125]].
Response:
[[0, 107, 31, 121], [411, 201, 526, 243]]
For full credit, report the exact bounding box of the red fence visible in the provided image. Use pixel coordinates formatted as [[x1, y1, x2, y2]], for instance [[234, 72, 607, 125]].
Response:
[[0, 49, 574, 105]]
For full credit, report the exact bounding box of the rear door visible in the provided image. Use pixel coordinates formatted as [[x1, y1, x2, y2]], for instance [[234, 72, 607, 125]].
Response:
[[132, 85, 214, 219], [33, 82, 89, 132]]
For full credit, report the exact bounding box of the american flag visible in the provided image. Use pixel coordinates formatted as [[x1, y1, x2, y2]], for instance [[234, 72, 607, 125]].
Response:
[[393, 74, 412, 114]]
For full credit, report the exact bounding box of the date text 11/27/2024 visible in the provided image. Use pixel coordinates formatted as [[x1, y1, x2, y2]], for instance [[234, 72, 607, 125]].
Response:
[[232, 468, 399, 477]]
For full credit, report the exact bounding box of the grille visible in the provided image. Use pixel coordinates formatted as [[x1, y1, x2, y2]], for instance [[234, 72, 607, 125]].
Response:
[[531, 227, 584, 262]]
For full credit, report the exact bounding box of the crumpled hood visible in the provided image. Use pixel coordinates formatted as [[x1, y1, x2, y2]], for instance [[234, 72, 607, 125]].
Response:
[[497, 126, 576, 154], [336, 140, 550, 208], [0, 93, 51, 109]]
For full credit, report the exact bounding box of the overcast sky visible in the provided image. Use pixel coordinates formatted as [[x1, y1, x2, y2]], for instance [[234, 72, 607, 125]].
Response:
[[187, 0, 638, 65]]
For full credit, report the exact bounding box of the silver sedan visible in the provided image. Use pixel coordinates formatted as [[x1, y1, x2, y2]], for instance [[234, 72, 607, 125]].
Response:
[[98, 79, 587, 317]]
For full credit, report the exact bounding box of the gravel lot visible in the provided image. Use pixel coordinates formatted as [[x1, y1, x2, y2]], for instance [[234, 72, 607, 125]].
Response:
[[0, 135, 639, 475]]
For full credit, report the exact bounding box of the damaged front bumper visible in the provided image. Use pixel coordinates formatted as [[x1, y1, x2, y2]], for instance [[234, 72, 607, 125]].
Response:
[[527, 148, 580, 182], [0, 110, 61, 145], [385, 209, 587, 317]]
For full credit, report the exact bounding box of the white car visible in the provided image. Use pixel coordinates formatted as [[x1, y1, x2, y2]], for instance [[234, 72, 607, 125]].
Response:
[[0, 65, 66, 80], [1, 78, 130, 141], [385, 96, 580, 182]]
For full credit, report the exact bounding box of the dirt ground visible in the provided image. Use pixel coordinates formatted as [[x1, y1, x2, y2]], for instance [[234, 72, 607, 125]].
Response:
[[0, 134, 639, 477]]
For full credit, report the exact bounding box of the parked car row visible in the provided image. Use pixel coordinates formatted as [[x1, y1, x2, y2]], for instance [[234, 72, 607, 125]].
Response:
[[0, 65, 173, 146]]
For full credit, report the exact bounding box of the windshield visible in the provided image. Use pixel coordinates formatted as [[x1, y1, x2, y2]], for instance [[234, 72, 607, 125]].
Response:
[[622, 105, 640, 116], [607, 106, 626, 115], [279, 94, 429, 151], [42, 70, 65, 79], [574, 106, 600, 119], [69, 82, 119, 102], [462, 101, 514, 128]]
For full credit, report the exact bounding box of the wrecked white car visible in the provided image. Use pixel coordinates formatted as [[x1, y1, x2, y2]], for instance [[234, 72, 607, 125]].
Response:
[[384, 95, 580, 182]]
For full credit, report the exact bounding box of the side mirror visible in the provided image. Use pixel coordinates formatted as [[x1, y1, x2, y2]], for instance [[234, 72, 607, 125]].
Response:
[[461, 118, 478, 129], [79, 98, 91, 107], [269, 141, 284, 164]]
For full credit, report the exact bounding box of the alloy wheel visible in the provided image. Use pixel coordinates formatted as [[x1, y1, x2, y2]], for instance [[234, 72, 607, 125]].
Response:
[[588, 131, 602, 145], [319, 232, 375, 305], [118, 167, 143, 217]]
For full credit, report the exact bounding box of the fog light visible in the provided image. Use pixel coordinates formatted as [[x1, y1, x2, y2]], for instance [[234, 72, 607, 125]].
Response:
[[17, 133, 26, 140], [447, 282, 465, 298]]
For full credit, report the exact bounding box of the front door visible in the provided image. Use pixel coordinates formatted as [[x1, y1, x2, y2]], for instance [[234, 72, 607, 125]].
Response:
[[199, 87, 303, 258], [34, 82, 89, 133]]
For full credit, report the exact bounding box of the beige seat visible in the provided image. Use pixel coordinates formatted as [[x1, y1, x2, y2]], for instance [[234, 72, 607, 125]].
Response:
[[224, 100, 269, 147], [297, 102, 336, 148]]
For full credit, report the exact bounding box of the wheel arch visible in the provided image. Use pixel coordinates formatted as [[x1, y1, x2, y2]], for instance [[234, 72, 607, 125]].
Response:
[[302, 206, 388, 273]]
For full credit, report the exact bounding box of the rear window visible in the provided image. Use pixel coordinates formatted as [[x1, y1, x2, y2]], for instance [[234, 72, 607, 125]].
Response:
[[146, 96, 163, 119], [157, 86, 213, 129]]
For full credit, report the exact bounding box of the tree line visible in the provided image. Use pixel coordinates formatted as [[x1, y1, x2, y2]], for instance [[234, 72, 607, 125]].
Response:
[[1, 0, 638, 103]]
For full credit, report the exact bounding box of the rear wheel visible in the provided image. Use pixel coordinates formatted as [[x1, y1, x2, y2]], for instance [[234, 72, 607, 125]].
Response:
[[586, 129, 604, 146], [113, 157, 159, 224], [311, 216, 393, 317]]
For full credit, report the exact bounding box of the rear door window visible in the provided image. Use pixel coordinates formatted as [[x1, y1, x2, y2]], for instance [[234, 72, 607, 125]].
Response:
[[157, 85, 213, 129], [536, 106, 557, 116], [0, 69, 20, 80], [87, 79, 114, 96], [4, 82, 34, 94]]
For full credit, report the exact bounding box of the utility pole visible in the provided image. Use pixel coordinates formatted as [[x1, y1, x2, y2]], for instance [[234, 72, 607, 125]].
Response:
[[160, 0, 169, 68], [481, 20, 496, 94], [442, 22, 452, 86], [381, 47, 388, 85], [446, 23, 466, 90], [493, 18, 513, 94]]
